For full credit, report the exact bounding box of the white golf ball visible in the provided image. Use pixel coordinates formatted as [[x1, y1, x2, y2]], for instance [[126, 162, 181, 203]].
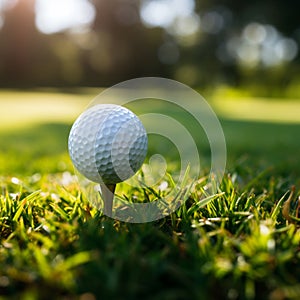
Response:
[[68, 104, 148, 184]]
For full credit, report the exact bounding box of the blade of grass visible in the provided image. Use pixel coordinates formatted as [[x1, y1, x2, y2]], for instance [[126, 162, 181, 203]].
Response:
[[12, 190, 41, 222], [187, 192, 225, 216]]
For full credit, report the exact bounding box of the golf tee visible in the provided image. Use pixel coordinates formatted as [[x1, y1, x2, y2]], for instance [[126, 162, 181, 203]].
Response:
[[100, 183, 116, 217]]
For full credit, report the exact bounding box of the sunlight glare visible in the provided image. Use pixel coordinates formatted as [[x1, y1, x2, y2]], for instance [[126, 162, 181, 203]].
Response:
[[35, 0, 96, 34], [140, 0, 195, 30]]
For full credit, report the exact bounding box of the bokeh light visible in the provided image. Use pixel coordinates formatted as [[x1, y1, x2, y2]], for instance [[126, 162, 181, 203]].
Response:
[[243, 23, 266, 44], [0, 0, 299, 88], [140, 0, 196, 32], [222, 22, 299, 67], [167, 13, 200, 37], [140, 0, 175, 28], [35, 0, 96, 34], [274, 38, 298, 62]]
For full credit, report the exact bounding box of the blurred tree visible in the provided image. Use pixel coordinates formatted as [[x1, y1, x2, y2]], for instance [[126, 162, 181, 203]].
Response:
[[0, 0, 299, 90], [176, 0, 300, 88], [0, 0, 37, 86], [83, 0, 165, 85], [0, 0, 68, 87]]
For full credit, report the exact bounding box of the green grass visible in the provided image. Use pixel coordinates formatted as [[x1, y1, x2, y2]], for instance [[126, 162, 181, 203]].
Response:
[[0, 90, 300, 299]]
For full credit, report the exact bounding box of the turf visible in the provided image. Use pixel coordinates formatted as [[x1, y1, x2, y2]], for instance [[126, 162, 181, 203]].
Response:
[[0, 90, 300, 299]]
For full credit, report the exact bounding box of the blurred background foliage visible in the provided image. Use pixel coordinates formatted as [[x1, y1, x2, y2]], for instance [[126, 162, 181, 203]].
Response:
[[0, 0, 299, 95]]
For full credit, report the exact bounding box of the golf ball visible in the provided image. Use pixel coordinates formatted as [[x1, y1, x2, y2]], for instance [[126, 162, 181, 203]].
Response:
[[68, 104, 148, 184]]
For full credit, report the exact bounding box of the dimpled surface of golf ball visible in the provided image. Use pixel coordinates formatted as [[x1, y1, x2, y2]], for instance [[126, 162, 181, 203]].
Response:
[[68, 104, 148, 184]]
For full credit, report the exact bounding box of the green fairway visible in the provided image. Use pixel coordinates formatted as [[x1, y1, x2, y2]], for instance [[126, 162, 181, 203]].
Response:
[[1, 90, 299, 177], [0, 90, 300, 299], [0, 89, 93, 131]]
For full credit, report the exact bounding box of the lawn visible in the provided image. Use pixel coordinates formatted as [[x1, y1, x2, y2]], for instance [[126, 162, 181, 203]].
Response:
[[0, 89, 300, 299]]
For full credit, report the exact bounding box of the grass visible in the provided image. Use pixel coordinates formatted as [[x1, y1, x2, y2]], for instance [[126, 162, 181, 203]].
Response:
[[0, 89, 300, 299]]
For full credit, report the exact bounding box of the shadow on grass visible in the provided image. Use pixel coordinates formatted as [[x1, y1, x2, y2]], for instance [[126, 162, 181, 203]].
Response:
[[221, 118, 300, 178], [0, 123, 73, 175]]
